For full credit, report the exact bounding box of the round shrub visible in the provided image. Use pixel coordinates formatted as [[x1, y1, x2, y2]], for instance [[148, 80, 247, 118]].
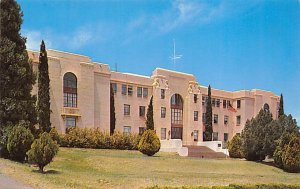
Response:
[[138, 130, 160, 156], [228, 134, 243, 158], [49, 127, 61, 145], [7, 125, 34, 162], [282, 135, 300, 172], [27, 132, 59, 173]]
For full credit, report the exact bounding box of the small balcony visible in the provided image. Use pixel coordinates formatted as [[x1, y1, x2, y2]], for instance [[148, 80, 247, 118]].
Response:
[[61, 107, 81, 117]]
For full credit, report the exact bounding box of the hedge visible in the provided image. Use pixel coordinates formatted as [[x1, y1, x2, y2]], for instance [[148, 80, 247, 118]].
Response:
[[60, 127, 141, 150], [147, 184, 300, 189]]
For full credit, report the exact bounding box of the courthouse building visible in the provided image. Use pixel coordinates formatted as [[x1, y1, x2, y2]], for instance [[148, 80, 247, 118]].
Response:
[[28, 49, 280, 146]]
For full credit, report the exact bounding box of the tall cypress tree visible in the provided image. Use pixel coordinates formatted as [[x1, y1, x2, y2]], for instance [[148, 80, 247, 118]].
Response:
[[0, 0, 37, 132], [146, 96, 154, 130], [204, 85, 213, 141], [110, 84, 116, 135], [37, 40, 51, 133], [278, 93, 284, 118]]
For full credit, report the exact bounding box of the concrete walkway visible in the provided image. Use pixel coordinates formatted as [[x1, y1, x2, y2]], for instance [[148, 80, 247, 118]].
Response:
[[0, 163, 36, 189]]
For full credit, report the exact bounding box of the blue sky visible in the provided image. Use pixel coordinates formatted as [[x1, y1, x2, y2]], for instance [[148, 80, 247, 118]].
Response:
[[19, 0, 300, 122]]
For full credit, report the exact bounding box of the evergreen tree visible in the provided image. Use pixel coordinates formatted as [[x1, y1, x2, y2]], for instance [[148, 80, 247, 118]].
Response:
[[278, 93, 284, 118], [37, 40, 51, 133], [241, 103, 273, 161], [0, 0, 37, 132], [204, 85, 213, 141], [146, 96, 154, 130], [110, 84, 116, 135]]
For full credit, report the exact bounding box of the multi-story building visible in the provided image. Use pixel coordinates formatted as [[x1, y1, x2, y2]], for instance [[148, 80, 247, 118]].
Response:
[[28, 49, 280, 146]]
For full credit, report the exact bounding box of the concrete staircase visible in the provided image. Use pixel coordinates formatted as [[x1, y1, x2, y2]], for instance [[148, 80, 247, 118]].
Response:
[[184, 145, 228, 159]]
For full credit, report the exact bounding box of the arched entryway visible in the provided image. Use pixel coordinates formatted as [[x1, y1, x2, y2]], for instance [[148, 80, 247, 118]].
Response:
[[170, 94, 183, 139]]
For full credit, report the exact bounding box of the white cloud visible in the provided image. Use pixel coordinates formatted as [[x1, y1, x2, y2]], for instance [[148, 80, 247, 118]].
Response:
[[22, 25, 106, 51], [23, 30, 53, 51], [68, 27, 92, 50]]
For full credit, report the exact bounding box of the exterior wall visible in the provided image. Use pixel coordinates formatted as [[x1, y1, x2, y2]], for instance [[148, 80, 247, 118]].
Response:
[[28, 49, 280, 144]]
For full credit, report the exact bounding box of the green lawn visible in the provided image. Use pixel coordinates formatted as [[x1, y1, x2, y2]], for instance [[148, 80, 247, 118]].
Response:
[[0, 148, 299, 189]]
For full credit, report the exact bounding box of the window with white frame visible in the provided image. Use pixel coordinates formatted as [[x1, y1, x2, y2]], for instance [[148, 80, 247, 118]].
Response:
[[161, 89, 165, 99], [139, 106, 145, 117], [128, 85, 133, 96], [123, 126, 131, 134], [137, 87, 142, 97], [236, 115, 241, 125], [161, 107, 166, 118], [143, 88, 148, 98], [213, 132, 218, 141], [161, 128, 166, 140], [224, 115, 229, 125], [194, 111, 198, 121], [214, 114, 218, 124], [122, 84, 127, 95], [124, 104, 130, 115]]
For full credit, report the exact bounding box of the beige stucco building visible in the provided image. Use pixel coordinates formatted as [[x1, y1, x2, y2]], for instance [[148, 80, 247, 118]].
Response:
[[28, 49, 280, 146]]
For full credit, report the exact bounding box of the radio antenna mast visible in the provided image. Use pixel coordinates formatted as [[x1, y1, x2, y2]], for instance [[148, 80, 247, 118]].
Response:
[[170, 39, 182, 69]]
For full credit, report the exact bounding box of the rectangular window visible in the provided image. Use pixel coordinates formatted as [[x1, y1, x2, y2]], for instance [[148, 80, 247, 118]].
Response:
[[63, 93, 77, 107], [224, 115, 229, 125], [161, 128, 166, 140], [212, 98, 216, 107], [139, 106, 145, 117], [236, 115, 241, 125], [137, 87, 142, 97], [128, 85, 133, 96], [202, 96, 207, 106], [123, 126, 131, 134], [227, 100, 231, 108], [224, 133, 229, 142], [223, 99, 227, 109], [143, 88, 148, 98], [194, 130, 199, 141], [213, 132, 218, 141], [194, 111, 198, 121], [111, 83, 117, 94], [202, 113, 206, 123], [161, 107, 166, 118], [139, 127, 146, 135], [124, 104, 130, 115], [194, 94, 198, 103], [237, 99, 241, 109], [65, 117, 76, 129], [122, 84, 127, 95], [214, 114, 218, 124], [216, 99, 220, 107], [161, 89, 165, 99]]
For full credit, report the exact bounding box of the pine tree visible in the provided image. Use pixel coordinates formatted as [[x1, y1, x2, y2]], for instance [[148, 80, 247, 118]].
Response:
[[242, 103, 273, 161], [204, 85, 213, 141], [37, 40, 51, 133], [110, 84, 116, 135], [0, 0, 37, 132], [146, 96, 154, 130], [278, 93, 284, 118]]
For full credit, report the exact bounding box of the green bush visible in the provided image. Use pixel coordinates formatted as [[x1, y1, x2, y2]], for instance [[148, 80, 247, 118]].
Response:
[[7, 125, 34, 162], [282, 135, 300, 172], [138, 130, 160, 156], [27, 132, 59, 173], [228, 134, 243, 158], [60, 127, 140, 150], [49, 127, 61, 144], [0, 126, 13, 158]]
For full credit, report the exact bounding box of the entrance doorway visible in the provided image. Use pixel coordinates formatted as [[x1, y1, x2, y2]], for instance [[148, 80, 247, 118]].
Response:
[[171, 94, 183, 139]]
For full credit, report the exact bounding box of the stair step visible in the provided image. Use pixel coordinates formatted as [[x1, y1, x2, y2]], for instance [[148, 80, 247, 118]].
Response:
[[184, 145, 228, 159]]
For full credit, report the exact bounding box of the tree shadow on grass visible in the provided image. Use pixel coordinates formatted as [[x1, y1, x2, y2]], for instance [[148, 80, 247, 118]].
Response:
[[32, 169, 61, 174]]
